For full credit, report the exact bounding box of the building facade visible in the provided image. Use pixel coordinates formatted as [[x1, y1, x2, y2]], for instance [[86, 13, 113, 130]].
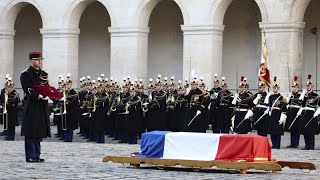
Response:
[[0, 0, 319, 92]]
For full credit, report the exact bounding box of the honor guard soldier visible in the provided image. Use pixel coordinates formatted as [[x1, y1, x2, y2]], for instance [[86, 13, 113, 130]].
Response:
[[0, 75, 20, 141], [20, 52, 50, 162], [286, 76, 302, 148], [62, 74, 80, 142], [117, 81, 130, 143], [299, 75, 319, 150], [127, 86, 143, 144], [77, 76, 86, 136], [216, 77, 233, 133], [184, 77, 205, 132], [146, 75, 167, 131], [199, 78, 211, 132], [252, 81, 268, 136], [209, 74, 222, 133], [166, 76, 178, 131], [232, 76, 254, 134], [175, 81, 188, 131], [107, 80, 120, 140], [93, 81, 110, 143], [80, 76, 93, 139], [52, 76, 64, 138], [265, 77, 287, 149]]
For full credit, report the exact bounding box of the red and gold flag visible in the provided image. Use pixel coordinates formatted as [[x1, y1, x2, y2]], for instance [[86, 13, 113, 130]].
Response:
[[258, 30, 271, 87]]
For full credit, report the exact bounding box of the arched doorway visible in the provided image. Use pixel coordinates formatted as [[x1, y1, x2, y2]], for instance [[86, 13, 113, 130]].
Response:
[[303, 0, 320, 91], [14, 4, 42, 88], [147, 0, 184, 80], [222, 0, 262, 90], [78, 1, 111, 79]]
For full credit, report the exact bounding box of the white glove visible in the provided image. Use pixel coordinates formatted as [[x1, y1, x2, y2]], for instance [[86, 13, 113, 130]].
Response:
[[279, 113, 287, 127], [3, 109, 7, 114], [264, 92, 273, 104], [231, 115, 235, 128], [232, 93, 239, 105], [253, 94, 262, 105], [264, 107, 269, 115], [299, 89, 307, 100], [313, 108, 320, 118], [39, 96, 49, 101], [287, 93, 292, 100], [38, 94, 44, 100], [244, 109, 254, 119], [0, 105, 2, 108], [60, 97, 64, 101]]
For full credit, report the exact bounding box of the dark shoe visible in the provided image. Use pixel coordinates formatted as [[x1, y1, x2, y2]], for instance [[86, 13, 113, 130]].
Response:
[[272, 147, 280, 149], [26, 158, 40, 163], [287, 145, 294, 148], [64, 140, 72, 142], [38, 158, 45, 162], [301, 148, 309, 150]]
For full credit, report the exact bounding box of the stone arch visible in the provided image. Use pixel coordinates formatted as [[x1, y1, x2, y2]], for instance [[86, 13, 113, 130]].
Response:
[[211, 0, 268, 25], [65, 0, 115, 29], [291, 0, 312, 22], [1, 0, 43, 29], [137, 0, 188, 27]]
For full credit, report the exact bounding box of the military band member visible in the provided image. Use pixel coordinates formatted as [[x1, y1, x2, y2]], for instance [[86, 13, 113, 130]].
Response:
[[199, 79, 211, 132], [266, 77, 287, 149], [285, 76, 302, 148], [184, 77, 205, 132], [0, 76, 20, 141], [216, 77, 233, 133], [116, 81, 130, 143], [146, 76, 167, 131], [80, 77, 93, 139], [93, 82, 109, 143], [232, 77, 254, 134], [20, 52, 50, 162], [209, 74, 222, 133], [127, 87, 143, 144], [175, 81, 188, 132], [52, 77, 63, 138], [166, 77, 178, 131], [62, 74, 80, 142], [252, 81, 268, 136], [299, 75, 319, 150]]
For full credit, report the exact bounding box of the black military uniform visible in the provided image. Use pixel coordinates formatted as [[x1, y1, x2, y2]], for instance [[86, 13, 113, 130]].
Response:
[[166, 89, 178, 131], [20, 52, 50, 162], [209, 86, 222, 133], [266, 78, 287, 149], [175, 88, 187, 132], [93, 88, 109, 143], [127, 88, 143, 144], [252, 83, 268, 136], [63, 88, 80, 142], [215, 80, 233, 134], [0, 86, 20, 141]]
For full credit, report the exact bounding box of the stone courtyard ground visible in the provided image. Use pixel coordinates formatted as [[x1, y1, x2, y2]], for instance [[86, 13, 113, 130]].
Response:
[[0, 125, 319, 179]]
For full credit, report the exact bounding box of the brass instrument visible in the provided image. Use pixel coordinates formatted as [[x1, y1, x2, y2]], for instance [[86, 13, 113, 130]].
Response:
[[93, 94, 97, 112], [62, 89, 67, 130], [2, 89, 8, 130], [107, 95, 119, 116]]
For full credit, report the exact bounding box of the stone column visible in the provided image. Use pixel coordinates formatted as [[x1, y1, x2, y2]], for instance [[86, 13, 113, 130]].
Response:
[[181, 25, 224, 88], [40, 29, 80, 88], [0, 29, 15, 86], [259, 22, 305, 92], [108, 27, 149, 82]]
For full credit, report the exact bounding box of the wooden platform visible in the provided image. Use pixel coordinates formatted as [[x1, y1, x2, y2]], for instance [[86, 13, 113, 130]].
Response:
[[102, 155, 316, 174]]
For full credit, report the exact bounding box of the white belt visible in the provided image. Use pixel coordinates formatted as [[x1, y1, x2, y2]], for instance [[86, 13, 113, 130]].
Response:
[[303, 107, 315, 111], [54, 113, 62, 115], [236, 108, 248, 112], [271, 107, 281, 110], [289, 105, 300, 109], [82, 113, 89, 116], [256, 105, 267, 109]]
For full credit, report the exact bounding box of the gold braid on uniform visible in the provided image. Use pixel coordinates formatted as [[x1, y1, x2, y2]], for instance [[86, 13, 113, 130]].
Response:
[[152, 93, 166, 108]]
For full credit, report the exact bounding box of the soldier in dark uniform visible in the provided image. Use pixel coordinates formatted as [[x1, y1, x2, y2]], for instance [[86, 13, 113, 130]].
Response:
[[175, 81, 188, 132], [52, 78, 63, 138], [146, 76, 167, 131], [20, 52, 50, 162], [0, 76, 20, 141], [232, 77, 254, 134], [80, 77, 93, 139], [93, 81, 109, 143], [266, 77, 287, 149], [184, 77, 205, 132], [300, 75, 319, 150], [62, 74, 80, 142], [199, 78, 211, 132], [138, 81, 149, 134], [127, 86, 143, 144], [252, 81, 268, 136], [76, 76, 86, 135], [166, 77, 178, 131], [286, 76, 302, 148], [216, 77, 233, 133], [117, 82, 130, 143], [209, 74, 222, 133]]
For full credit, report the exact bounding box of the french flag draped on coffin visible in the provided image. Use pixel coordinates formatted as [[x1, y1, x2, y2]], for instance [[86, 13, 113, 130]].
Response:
[[138, 131, 271, 162]]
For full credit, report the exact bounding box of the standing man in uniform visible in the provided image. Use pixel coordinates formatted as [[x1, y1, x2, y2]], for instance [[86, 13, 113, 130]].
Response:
[[20, 52, 51, 162]]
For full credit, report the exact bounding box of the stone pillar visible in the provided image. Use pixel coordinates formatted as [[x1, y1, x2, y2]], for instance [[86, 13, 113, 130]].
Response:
[[0, 29, 15, 86], [259, 22, 305, 92], [108, 27, 149, 82], [40, 29, 80, 88], [181, 25, 224, 88]]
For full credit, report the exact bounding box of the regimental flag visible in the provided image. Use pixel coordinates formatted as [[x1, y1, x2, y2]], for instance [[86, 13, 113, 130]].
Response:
[[258, 29, 271, 87]]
